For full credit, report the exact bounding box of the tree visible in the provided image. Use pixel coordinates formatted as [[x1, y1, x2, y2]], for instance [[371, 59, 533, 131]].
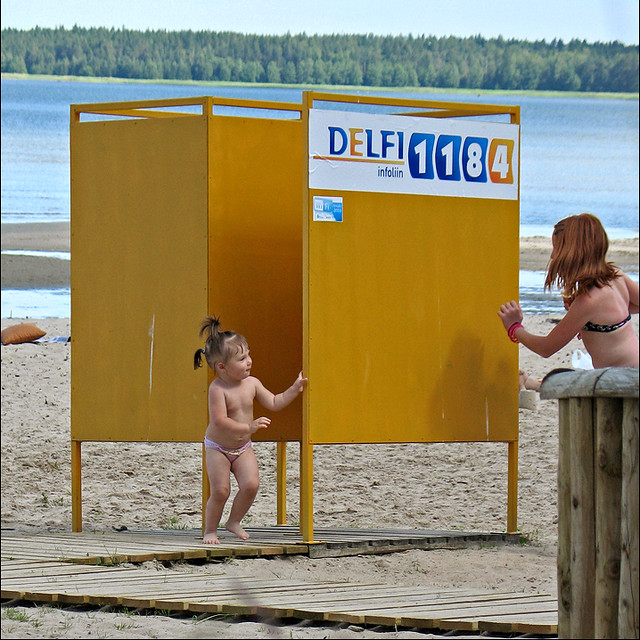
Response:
[[364, 61, 382, 86], [282, 60, 296, 84], [266, 60, 281, 83], [1, 27, 637, 92], [437, 61, 461, 88], [4, 53, 28, 73], [240, 60, 264, 83], [297, 58, 314, 84], [312, 58, 327, 84]]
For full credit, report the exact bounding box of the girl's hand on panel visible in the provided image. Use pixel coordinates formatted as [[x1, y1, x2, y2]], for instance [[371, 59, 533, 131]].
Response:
[[498, 300, 524, 331], [293, 371, 308, 393]]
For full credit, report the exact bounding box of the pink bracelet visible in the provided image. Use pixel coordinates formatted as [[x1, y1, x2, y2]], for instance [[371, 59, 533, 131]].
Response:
[[507, 322, 523, 343]]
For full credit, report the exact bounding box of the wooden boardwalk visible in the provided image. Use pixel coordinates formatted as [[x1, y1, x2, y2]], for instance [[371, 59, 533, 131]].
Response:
[[1, 528, 558, 635], [2, 526, 520, 563]]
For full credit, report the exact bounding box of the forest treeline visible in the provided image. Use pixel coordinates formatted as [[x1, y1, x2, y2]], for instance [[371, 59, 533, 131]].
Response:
[[1, 27, 638, 92]]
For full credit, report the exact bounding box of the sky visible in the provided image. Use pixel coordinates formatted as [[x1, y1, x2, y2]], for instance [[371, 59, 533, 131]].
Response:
[[1, 0, 638, 45]]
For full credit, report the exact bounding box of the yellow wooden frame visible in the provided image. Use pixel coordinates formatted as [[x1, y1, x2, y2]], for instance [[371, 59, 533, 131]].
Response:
[[70, 92, 520, 540]]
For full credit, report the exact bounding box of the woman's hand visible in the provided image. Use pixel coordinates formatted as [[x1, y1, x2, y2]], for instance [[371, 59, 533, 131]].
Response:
[[498, 300, 524, 331]]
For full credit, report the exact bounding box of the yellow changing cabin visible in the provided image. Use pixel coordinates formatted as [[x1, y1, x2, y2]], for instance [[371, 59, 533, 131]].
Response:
[[70, 92, 520, 541]]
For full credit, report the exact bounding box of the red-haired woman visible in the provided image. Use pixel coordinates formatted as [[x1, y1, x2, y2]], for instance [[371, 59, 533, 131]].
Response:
[[499, 213, 638, 381]]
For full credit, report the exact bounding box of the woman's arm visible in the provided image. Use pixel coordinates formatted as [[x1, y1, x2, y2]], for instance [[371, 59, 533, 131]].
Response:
[[498, 299, 587, 358], [254, 371, 307, 412]]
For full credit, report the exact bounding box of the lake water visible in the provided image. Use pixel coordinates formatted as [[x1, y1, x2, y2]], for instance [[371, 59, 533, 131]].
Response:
[[1, 78, 638, 318]]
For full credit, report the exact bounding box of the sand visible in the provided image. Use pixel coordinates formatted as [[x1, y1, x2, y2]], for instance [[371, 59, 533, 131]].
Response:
[[1, 223, 639, 638], [1, 223, 70, 289]]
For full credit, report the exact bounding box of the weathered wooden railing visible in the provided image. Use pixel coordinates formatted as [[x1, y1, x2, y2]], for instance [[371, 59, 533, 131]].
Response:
[[540, 367, 639, 639]]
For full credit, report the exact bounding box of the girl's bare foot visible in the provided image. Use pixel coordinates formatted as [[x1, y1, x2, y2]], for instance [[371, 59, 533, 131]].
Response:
[[203, 532, 220, 544], [519, 369, 542, 391], [226, 521, 250, 540]]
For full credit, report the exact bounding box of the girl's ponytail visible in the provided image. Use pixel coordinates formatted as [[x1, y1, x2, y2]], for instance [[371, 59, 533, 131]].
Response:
[[193, 348, 206, 370], [199, 315, 222, 340]]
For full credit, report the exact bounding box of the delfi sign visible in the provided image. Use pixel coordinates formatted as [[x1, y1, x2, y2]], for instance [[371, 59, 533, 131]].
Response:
[[309, 109, 519, 200]]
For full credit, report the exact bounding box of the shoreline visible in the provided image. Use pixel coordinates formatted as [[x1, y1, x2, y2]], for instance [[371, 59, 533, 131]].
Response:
[[4, 72, 639, 100], [2, 221, 638, 290]]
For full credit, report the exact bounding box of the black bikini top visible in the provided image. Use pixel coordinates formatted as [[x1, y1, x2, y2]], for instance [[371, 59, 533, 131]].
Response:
[[582, 314, 632, 333]]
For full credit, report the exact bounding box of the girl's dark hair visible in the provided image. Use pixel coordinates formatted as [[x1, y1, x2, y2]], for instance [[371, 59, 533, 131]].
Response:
[[544, 213, 618, 304], [193, 315, 248, 371]]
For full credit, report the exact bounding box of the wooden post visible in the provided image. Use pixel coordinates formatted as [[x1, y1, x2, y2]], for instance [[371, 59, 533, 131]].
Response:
[[569, 396, 596, 638], [557, 400, 572, 634], [300, 441, 314, 542], [541, 367, 639, 640], [619, 397, 639, 638], [507, 440, 518, 533], [276, 442, 287, 525], [595, 397, 622, 638], [71, 440, 82, 532]]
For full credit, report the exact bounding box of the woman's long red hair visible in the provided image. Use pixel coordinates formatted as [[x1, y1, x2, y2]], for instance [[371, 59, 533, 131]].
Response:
[[544, 213, 618, 304]]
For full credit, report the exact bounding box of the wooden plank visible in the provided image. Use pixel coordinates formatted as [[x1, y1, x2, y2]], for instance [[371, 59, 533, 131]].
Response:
[[0, 532, 308, 563], [103, 531, 307, 553], [477, 611, 559, 634], [1, 560, 85, 573], [1, 543, 168, 564], [1, 528, 518, 563], [1, 570, 140, 601], [2, 571, 287, 593], [429, 610, 557, 633], [2, 571, 202, 593], [557, 398, 571, 637], [198, 584, 410, 617], [3, 569, 363, 607], [1, 533, 204, 554], [87, 580, 300, 608], [89, 577, 338, 600], [258, 587, 520, 618], [619, 397, 639, 640], [2, 562, 558, 636], [569, 396, 596, 638], [113, 580, 376, 613], [250, 588, 486, 620], [540, 367, 639, 400], [595, 396, 623, 639], [144, 582, 375, 610], [288, 593, 539, 626], [321, 593, 556, 625], [16, 525, 512, 540], [118, 525, 518, 546]]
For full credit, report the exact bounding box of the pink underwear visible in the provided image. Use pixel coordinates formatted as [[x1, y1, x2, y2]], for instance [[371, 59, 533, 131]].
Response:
[[204, 437, 252, 464]]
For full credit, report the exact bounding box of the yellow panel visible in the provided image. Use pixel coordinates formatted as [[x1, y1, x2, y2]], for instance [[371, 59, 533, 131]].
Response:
[[71, 115, 209, 442], [209, 115, 304, 443], [306, 189, 519, 444]]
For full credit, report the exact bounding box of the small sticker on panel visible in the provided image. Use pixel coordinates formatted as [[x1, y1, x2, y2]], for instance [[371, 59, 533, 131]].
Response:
[[313, 196, 343, 222]]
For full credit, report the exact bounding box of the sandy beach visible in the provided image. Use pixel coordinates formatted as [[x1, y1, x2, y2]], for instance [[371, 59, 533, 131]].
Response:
[[1, 222, 638, 638]]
